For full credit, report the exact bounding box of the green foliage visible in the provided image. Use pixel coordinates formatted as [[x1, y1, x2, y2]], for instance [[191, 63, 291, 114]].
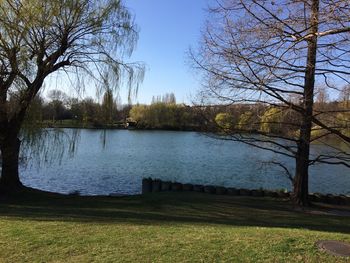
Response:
[[336, 112, 350, 137], [237, 111, 254, 130], [129, 103, 197, 130], [336, 98, 350, 137], [129, 104, 148, 123], [260, 108, 283, 134], [309, 125, 326, 140], [0, 0, 144, 139], [101, 89, 117, 125], [21, 95, 44, 142], [215, 113, 233, 130]]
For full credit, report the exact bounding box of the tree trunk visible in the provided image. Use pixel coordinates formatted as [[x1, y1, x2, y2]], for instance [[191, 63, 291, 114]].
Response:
[[0, 137, 23, 193], [292, 0, 319, 206], [293, 141, 311, 206]]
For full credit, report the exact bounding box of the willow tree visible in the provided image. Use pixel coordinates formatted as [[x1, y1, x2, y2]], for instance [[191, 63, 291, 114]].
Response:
[[192, 0, 350, 205], [0, 0, 144, 192], [101, 88, 116, 125]]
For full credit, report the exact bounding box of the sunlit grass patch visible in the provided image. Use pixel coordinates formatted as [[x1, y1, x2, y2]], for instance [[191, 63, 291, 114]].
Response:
[[0, 191, 349, 262]]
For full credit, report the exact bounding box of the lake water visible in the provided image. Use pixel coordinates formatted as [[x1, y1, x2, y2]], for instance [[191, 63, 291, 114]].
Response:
[[19, 129, 350, 196]]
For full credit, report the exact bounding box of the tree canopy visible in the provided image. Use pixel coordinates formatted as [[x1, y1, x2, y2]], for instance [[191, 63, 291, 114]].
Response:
[[0, 0, 144, 191], [191, 0, 350, 205]]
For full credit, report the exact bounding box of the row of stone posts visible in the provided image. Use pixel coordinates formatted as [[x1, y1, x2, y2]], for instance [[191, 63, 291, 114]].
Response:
[[142, 178, 350, 206]]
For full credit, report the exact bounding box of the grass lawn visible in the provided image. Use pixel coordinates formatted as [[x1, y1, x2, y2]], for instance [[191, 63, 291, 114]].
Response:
[[0, 190, 349, 262]]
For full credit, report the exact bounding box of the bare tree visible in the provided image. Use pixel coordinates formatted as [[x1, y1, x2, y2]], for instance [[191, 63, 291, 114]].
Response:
[[0, 0, 144, 192], [315, 86, 329, 105], [339, 85, 350, 105], [191, 0, 350, 206]]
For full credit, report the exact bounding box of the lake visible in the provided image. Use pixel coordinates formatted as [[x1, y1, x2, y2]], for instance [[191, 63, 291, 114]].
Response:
[[19, 129, 350, 196]]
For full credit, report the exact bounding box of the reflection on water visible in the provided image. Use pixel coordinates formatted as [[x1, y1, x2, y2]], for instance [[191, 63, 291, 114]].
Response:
[[20, 128, 81, 167], [20, 129, 350, 196]]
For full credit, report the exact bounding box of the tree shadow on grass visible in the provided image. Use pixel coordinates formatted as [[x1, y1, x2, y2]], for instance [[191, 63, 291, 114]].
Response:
[[0, 189, 349, 234]]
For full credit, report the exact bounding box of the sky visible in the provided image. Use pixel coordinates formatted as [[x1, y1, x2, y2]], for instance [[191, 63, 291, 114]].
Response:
[[41, 1, 345, 104], [118, 0, 212, 104], [43, 1, 212, 104]]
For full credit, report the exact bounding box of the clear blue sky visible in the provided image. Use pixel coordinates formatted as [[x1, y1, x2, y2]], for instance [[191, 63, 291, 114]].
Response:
[[120, 0, 212, 104], [43, 1, 212, 104]]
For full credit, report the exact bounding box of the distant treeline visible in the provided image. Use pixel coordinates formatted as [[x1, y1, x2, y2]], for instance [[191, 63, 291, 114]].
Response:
[[20, 91, 205, 130], [212, 100, 350, 138], [129, 103, 203, 130], [22, 89, 130, 129], [131, 89, 350, 138], [20, 89, 350, 136]]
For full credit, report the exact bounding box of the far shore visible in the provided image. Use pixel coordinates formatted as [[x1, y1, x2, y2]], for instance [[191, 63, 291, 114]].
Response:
[[41, 120, 203, 132]]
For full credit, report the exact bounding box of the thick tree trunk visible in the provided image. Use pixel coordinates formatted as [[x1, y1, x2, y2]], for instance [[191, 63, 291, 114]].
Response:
[[0, 137, 23, 193], [292, 0, 319, 206], [293, 140, 311, 206]]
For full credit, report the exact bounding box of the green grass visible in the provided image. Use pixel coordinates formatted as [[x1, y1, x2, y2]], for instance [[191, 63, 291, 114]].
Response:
[[0, 191, 349, 262]]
